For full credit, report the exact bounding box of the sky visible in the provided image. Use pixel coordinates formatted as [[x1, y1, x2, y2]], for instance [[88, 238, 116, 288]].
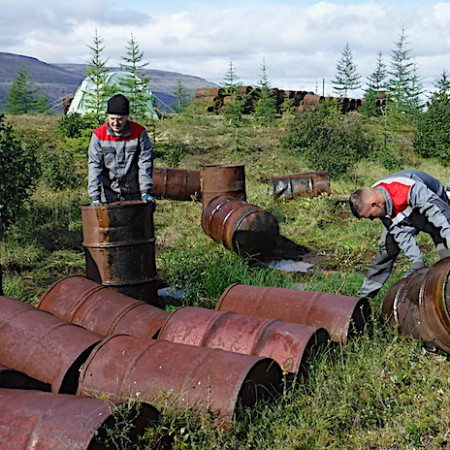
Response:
[[1, 0, 449, 97]]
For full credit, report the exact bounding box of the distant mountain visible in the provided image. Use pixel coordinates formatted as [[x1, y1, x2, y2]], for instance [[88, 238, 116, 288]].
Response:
[[0, 53, 217, 113]]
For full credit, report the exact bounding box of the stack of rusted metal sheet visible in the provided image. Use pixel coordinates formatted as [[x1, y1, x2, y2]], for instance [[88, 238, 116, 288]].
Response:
[[381, 257, 450, 354]]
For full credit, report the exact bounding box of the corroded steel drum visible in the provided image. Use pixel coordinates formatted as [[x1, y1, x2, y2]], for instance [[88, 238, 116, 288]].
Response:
[[381, 259, 450, 353], [0, 388, 159, 449], [201, 195, 280, 256], [201, 164, 246, 207], [0, 365, 50, 391], [152, 167, 201, 201], [419, 258, 450, 353], [78, 335, 282, 426], [0, 296, 101, 394], [81, 201, 158, 305], [216, 284, 371, 344], [158, 306, 330, 380], [38, 275, 169, 340], [272, 171, 331, 200], [381, 268, 430, 340]]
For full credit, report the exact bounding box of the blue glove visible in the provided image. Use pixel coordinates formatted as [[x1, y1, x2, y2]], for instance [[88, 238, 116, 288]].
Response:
[[91, 200, 103, 206], [141, 194, 156, 206]]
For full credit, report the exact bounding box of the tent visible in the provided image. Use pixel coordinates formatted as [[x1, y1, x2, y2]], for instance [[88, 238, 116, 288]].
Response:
[[68, 71, 159, 120]]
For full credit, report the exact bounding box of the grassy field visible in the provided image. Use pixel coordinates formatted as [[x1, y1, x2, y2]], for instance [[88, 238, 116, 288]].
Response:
[[2, 111, 450, 449]]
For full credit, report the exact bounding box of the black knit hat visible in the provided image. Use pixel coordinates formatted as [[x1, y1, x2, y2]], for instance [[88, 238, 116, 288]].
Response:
[[107, 94, 130, 115]]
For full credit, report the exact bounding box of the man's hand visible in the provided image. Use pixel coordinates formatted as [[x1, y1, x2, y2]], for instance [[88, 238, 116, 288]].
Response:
[[141, 194, 156, 206]]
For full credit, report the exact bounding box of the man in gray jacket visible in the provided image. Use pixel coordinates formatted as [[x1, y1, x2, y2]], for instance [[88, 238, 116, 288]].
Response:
[[349, 169, 450, 298], [88, 94, 155, 205]]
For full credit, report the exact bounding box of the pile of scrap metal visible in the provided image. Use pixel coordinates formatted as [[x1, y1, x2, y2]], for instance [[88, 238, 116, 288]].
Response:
[[0, 273, 372, 440]]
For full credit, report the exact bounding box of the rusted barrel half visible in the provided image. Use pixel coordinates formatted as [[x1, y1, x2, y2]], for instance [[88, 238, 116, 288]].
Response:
[[201, 195, 280, 257], [0, 296, 101, 394], [0, 388, 159, 450], [78, 335, 282, 427], [382, 258, 450, 353], [216, 284, 371, 344], [201, 164, 246, 207], [272, 171, 331, 200], [0, 365, 51, 391], [381, 268, 430, 340], [38, 275, 169, 340], [152, 167, 201, 201], [81, 201, 158, 305], [158, 306, 330, 380]]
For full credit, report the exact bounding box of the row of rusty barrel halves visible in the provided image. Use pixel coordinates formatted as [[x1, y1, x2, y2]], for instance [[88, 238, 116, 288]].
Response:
[[0, 275, 371, 448]]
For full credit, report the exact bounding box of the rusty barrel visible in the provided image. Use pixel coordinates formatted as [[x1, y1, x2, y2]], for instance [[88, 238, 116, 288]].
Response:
[[381, 268, 430, 340], [382, 258, 450, 353], [0, 365, 51, 391], [272, 171, 331, 200], [81, 201, 158, 305], [216, 284, 371, 344], [201, 164, 246, 207], [201, 195, 280, 257], [420, 258, 450, 353], [152, 167, 201, 201], [38, 275, 169, 340], [78, 334, 282, 427], [0, 296, 101, 394], [0, 388, 159, 449], [158, 306, 330, 380]]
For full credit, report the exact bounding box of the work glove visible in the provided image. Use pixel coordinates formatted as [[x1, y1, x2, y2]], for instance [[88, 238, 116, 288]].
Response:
[[91, 200, 103, 206], [141, 194, 156, 207]]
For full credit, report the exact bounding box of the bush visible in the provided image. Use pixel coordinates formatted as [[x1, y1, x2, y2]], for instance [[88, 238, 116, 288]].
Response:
[[40, 147, 82, 191], [413, 98, 450, 165], [282, 101, 373, 178], [0, 114, 40, 225], [57, 112, 91, 138]]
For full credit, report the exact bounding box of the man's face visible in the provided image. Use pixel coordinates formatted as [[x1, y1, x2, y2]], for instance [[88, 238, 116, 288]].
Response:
[[359, 200, 386, 220], [108, 114, 128, 135]]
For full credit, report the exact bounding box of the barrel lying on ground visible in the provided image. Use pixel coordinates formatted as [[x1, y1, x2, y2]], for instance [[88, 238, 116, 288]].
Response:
[[38, 275, 169, 340], [382, 257, 450, 354], [152, 167, 201, 201], [77, 334, 282, 427], [272, 171, 331, 200], [216, 284, 371, 344], [201, 195, 280, 257], [0, 388, 159, 450], [158, 306, 330, 381], [81, 201, 158, 305], [0, 296, 101, 393]]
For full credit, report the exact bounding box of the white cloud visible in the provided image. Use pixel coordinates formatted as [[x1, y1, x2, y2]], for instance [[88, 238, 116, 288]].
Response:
[[1, 0, 449, 96]]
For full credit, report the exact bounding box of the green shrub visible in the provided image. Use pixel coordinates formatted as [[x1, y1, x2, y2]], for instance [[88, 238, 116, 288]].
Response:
[[40, 147, 82, 191], [57, 112, 92, 138], [282, 101, 373, 178], [0, 114, 40, 225], [413, 98, 450, 165]]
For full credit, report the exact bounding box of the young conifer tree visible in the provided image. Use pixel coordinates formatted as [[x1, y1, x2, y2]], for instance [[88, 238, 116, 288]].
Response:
[[362, 52, 387, 116], [331, 43, 361, 97], [84, 29, 110, 119], [171, 80, 191, 114], [387, 28, 414, 106], [120, 34, 153, 120], [253, 60, 277, 126], [5, 63, 47, 114]]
